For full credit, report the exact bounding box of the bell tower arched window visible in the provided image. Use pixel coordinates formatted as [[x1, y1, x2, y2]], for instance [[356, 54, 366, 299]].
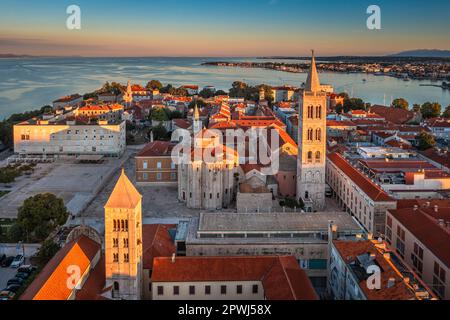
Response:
[[307, 151, 313, 163], [315, 128, 322, 141], [315, 151, 321, 163], [307, 128, 313, 141], [316, 106, 322, 119]]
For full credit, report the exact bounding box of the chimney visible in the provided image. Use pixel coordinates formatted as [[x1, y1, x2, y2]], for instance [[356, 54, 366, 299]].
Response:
[[387, 278, 396, 288], [434, 205, 439, 213], [171, 253, 176, 263], [413, 205, 419, 211], [438, 219, 445, 227]]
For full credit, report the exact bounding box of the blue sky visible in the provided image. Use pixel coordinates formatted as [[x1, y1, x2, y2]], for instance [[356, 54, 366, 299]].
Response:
[[0, 0, 449, 56]]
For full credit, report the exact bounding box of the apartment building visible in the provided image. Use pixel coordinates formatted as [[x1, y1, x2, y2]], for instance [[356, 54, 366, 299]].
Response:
[[386, 206, 450, 299], [328, 239, 436, 300], [326, 153, 397, 235]]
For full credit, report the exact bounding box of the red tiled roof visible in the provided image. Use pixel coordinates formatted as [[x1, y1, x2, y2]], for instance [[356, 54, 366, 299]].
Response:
[[328, 153, 394, 202], [151, 256, 317, 300], [370, 105, 415, 124], [137, 141, 177, 157], [388, 207, 450, 267], [142, 224, 176, 270], [420, 148, 450, 168], [327, 120, 357, 127], [75, 256, 106, 300], [21, 236, 100, 300]]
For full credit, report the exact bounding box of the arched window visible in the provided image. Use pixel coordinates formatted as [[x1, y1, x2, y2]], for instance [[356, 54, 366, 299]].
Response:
[[307, 106, 314, 119], [307, 151, 313, 163], [125, 220, 128, 231], [307, 128, 313, 141], [113, 220, 117, 231], [316, 106, 322, 119], [305, 191, 309, 199], [315, 151, 321, 163], [121, 220, 124, 231], [316, 128, 322, 141]]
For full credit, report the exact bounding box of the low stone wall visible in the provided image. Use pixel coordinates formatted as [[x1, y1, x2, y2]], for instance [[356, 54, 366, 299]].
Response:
[[0, 243, 41, 257]]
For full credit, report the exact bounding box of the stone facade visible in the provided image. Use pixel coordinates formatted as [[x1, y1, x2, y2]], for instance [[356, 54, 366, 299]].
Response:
[[297, 52, 327, 211], [104, 170, 143, 300]]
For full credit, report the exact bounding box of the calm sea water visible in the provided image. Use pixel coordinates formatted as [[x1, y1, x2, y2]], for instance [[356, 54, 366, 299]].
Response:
[[0, 57, 449, 119]]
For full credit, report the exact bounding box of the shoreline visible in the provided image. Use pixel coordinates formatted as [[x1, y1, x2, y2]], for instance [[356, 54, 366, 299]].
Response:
[[202, 61, 450, 82]]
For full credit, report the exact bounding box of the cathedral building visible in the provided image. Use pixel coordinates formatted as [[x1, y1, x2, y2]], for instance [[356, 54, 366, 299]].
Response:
[[178, 129, 239, 210], [297, 51, 327, 211]]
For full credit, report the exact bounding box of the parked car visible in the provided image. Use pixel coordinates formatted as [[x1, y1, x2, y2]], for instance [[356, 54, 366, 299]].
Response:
[[17, 265, 36, 274], [10, 255, 24, 268], [0, 254, 6, 264], [7, 277, 24, 286], [1, 256, 14, 268], [0, 290, 15, 301], [4, 284, 21, 293], [15, 272, 29, 280]]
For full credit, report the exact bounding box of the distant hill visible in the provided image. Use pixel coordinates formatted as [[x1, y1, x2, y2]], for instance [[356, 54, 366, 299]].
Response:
[[0, 53, 33, 58], [389, 49, 450, 58]]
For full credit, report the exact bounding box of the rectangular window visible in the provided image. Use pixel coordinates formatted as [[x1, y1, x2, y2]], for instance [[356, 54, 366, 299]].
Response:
[[142, 172, 148, 180], [205, 286, 211, 295], [171, 172, 176, 180], [237, 285, 243, 294], [173, 286, 179, 295], [171, 162, 176, 169], [157, 286, 164, 296], [220, 285, 227, 295], [143, 161, 148, 169], [157, 162, 162, 169], [189, 286, 195, 295], [157, 172, 162, 181], [252, 285, 258, 294]]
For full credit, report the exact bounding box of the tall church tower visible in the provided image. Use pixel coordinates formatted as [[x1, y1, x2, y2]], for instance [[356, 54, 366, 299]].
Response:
[[123, 80, 133, 107], [193, 103, 202, 134], [297, 51, 327, 211], [104, 169, 143, 300]]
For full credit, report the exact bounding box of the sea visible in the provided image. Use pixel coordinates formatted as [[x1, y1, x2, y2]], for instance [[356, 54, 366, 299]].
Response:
[[0, 57, 449, 119]]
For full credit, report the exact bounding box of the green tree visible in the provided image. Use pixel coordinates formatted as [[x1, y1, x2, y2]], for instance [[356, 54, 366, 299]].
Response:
[[198, 88, 215, 99], [214, 90, 228, 96], [17, 193, 69, 242], [7, 223, 24, 243], [420, 102, 441, 119], [188, 98, 208, 110], [152, 124, 168, 141], [442, 105, 450, 118], [343, 97, 366, 112], [417, 131, 436, 150], [168, 110, 183, 120], [392, 98, 409, 110], [36, 239, 61, 266], [146, 80, 163, 90], [151, 108, 169, 121]]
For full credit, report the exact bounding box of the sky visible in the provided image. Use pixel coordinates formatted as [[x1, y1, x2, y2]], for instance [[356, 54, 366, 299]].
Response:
[[0, 0, 449, 57]]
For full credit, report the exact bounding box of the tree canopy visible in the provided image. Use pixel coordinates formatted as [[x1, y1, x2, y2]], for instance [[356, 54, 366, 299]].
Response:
[[146, 80, 163, 90], [442, 105, 450, 118], [417, 131, 436, 151], [16, 193, 69, 242], [151, 107, 169, 121], [420, 102, 441, 119], [392, 98, 409, 110]]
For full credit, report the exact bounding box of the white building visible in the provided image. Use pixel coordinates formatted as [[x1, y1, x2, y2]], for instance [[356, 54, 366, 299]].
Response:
[[14, 116, 126, 157]]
